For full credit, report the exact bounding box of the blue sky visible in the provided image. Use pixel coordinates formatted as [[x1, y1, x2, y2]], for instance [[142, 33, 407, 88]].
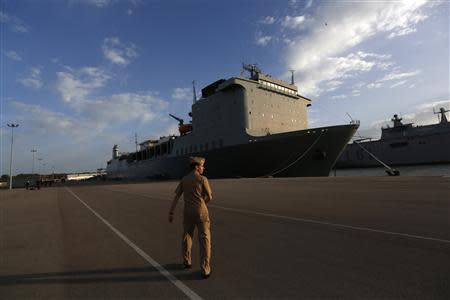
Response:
[[1, 0, 449, 175]]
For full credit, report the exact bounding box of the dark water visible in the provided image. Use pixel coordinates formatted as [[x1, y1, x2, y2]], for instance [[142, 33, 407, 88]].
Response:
[[332, 164, 450, 177]]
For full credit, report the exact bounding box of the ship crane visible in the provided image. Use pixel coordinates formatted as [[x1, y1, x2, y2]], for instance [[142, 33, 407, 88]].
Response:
[[169, 114, 192, 136], [169, 113, 184, 125]]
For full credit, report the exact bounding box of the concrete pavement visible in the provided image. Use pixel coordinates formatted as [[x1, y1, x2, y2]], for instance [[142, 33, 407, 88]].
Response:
[[1, 177, 449, 299]]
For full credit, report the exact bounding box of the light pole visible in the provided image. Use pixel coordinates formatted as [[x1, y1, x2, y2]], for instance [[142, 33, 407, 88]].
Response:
[[7, 123, 19, 190], [31, 149, 37, 174], [37, 158, 43, 175]]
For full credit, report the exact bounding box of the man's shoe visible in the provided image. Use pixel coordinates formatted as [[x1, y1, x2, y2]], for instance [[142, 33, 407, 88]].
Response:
[[183, 264, 192, 269], [201, 271, 211, 279]]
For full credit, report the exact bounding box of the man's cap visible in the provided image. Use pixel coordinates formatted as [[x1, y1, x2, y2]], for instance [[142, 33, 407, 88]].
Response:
[[189, 156, 205, 165]]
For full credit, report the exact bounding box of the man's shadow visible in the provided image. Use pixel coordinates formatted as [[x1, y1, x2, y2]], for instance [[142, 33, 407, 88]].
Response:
[[0, 264, 203, 285]]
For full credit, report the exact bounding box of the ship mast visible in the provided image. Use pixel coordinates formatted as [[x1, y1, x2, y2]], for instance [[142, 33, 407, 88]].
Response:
[[192, 80, 197, 104], [135, 133, 138, 161], [242, 63, 261, 80], [391, 114, 403, 127], [434, 107, 449, 124], [290, 69, 295, 85]]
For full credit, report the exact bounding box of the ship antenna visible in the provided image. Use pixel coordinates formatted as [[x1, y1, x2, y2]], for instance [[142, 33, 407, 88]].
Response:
[[434, 107, 449, 124], [242, 63, 262, 80], [192, 80, 197, 104], [290, 69, 295, 85]]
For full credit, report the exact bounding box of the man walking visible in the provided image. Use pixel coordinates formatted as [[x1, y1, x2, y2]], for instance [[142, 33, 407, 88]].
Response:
[[169, 156, 213, 279]]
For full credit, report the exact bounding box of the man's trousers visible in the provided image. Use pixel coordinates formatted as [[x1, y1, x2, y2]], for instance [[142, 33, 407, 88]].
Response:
[[182, 220, 211, 275]]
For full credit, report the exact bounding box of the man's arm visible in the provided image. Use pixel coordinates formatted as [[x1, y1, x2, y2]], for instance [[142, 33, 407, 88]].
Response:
[[169, 182, 183, 223], [203, 177, 213, 203]]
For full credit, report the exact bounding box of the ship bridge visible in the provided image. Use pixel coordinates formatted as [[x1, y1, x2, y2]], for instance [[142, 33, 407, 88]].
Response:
[[189, 67, 312, 142]]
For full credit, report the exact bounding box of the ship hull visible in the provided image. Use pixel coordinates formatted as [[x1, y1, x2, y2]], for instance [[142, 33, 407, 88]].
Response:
[[336, 129, 450, 168], [107, 124, 358, 179]]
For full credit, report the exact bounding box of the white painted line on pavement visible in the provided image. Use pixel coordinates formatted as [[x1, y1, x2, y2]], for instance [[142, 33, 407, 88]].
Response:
[[65, 187, 203, 300], [208, 204, 450, 245], [100, 187, 450, 244]]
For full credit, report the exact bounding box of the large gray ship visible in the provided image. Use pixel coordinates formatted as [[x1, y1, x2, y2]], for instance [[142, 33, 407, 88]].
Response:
[[336, 108, 450, 168], [106, 65, 359, 179]]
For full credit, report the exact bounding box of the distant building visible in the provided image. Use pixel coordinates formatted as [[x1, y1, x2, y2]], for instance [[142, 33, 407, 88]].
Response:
[[66, 170, 106, 181]]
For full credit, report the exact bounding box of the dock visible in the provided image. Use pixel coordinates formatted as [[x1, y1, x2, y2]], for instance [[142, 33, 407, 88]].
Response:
[[1, 177, 449, 299]]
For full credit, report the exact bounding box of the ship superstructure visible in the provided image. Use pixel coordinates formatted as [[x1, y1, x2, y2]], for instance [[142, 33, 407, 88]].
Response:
[[107, 65, 359, 179], [336, 108, 450, 168]]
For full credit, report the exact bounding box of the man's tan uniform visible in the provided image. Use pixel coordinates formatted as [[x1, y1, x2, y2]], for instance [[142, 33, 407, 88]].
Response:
[[173, 167, 212, 275]]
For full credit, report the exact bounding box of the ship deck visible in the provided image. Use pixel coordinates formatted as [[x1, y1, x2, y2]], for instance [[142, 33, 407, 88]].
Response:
[[1, 177, 449, 299]]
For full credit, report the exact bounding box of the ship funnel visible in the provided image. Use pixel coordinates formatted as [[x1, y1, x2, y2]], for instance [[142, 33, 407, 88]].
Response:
[[112, 145, 119, 159]]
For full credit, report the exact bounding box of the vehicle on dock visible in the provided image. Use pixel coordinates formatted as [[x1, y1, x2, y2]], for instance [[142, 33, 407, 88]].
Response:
[[106, 64, 359, 179]]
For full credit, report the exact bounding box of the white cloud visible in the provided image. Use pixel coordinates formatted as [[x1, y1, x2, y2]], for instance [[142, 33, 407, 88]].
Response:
[[324, 80, 343, 92], [305, 0, 313, 10], [10, 101, 97, 138], [4, 50, 22, 61], [331, 94, 347, 100], [356, 51, 391, 60], [365, 70, 420, 90], [84, 92, 168, 125], [57, 66, 110, 104], [55, 66, 169, 126], [6, 100, 137, 173], [260, 16, 275, 25], [281, 15, 306, 29], [84, 0, 113, 7], [415, 99, 450, 111], [283, 37, 294, 46], [351, 89, 361, 97], [172, 87, 191, 101], [256, 34, 272, 46], [80, 0, 143, 11], [390, 80, 407, 88], [18, 67, 43, 89], [298, 51, 382, 96], [367, 82, 382, 89], [285, 1, 430, 97], [353, 81, 366, 89], [387, 11, 428, 39], [380, 70, 420, 82], [102, 37, 138, 66], [0, 12, 29, 33]]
